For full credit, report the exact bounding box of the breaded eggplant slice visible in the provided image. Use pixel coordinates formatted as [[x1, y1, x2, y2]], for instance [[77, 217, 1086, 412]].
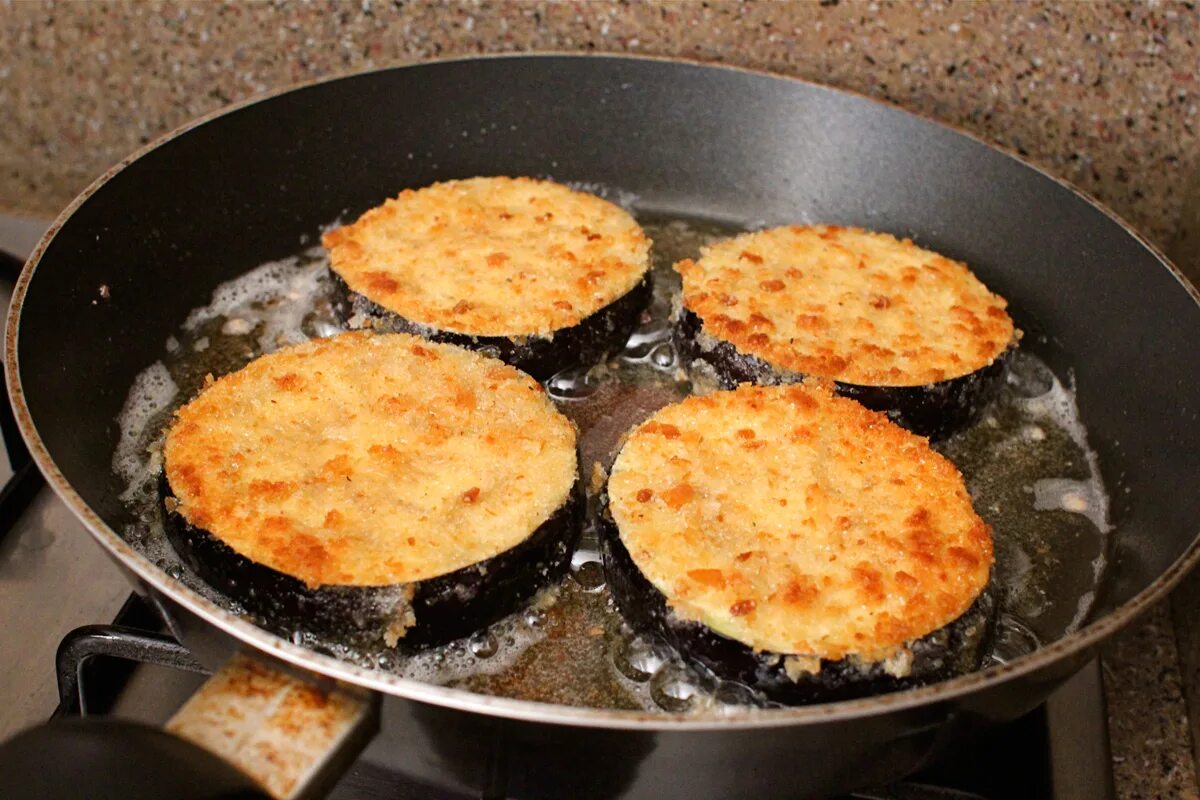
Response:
[[674, 225, 1019, 438], [601, 382, 996, 704], [323, 176, 653, 379], [162, 331, 582, 648]]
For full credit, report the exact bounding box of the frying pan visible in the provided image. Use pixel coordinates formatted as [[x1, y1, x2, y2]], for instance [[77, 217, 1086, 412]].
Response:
[[6, 54, 1200, 799]]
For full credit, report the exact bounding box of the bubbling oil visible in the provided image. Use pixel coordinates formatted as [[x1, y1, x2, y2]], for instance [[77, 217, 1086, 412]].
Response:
[[113, 214, 1112, 713]]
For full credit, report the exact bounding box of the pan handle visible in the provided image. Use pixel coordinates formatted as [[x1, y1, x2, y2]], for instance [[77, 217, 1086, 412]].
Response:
[[0, 653, 379, 800]]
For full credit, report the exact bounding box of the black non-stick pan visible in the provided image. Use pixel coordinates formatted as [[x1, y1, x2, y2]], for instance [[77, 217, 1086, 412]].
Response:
[[6, 55, 1200, 799]]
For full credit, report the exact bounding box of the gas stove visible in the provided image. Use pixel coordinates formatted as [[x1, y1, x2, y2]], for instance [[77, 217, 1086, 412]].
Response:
[[49, 591, 1115, 800], [0, 216, 1116, 800]]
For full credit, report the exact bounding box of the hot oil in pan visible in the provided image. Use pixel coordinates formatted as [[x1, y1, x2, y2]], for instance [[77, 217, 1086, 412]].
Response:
[[112, 215, 1112, 713]]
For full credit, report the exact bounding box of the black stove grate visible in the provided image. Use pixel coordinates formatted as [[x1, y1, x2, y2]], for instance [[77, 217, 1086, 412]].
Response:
[[54, 595, 207, 718]]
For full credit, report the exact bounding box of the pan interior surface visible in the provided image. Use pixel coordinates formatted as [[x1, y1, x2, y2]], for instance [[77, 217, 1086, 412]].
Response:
[[108, 210, 1111, 713], [11, 56, 1200, 721]]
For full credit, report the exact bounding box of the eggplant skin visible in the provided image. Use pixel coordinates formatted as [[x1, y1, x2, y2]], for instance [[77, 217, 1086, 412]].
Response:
[[330, 273, 652, 381], [598, 498, 997, 705], [161, 474, 583, 649], [675, 310, 1012, 441]]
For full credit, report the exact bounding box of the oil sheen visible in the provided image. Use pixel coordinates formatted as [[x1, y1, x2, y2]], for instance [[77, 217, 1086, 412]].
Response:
[[113, 213, 1112, 714]]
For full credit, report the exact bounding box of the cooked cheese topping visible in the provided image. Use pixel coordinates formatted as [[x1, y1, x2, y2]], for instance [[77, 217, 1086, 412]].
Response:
[[323, 177, 651, 337], [164, 332, 578, 588], [608, 383, 992, 661], [676, 225, 1016, 386]]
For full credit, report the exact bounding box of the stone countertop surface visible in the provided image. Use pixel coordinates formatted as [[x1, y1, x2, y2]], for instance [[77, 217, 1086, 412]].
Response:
[[1, 1, 1198, 797]]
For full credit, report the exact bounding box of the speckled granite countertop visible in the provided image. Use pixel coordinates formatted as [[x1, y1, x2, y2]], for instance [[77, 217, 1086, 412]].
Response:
[[2, 2, 1198, 797]]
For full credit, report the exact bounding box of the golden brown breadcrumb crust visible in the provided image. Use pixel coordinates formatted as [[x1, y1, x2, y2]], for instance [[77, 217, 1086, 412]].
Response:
[[323, 176, 651, 337], [164, 332, 577, 588], [676, 225, 1016, 386], [607, 382, 993, 661]]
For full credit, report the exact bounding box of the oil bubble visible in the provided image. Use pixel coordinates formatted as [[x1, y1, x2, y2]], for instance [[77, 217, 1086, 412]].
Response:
[[571, 560, 607, 592], [546, 365, 599, 400], [988, 613, 1042, 665], [614, 635, 671, 683], [650, 665, 699, 712], [469, 631, 499, 659], [650, 342, 675, 369], [713, 681, 759, 707]]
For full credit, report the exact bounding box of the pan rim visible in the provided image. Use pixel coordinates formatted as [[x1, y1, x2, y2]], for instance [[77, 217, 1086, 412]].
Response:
[[7, 51, 1200, 731]]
